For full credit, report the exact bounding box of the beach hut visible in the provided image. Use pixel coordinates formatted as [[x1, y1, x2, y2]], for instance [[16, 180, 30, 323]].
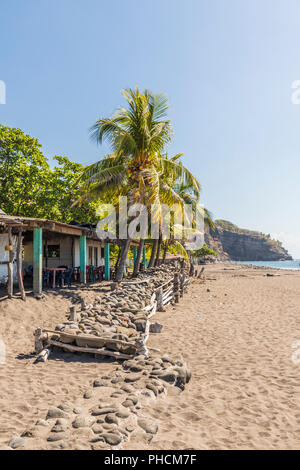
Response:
[[0, 213, 110, 298]]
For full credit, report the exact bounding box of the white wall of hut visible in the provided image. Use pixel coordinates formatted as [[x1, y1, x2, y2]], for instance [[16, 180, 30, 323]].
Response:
[[0, 233, 17, 284], [23, 236, 104, 269]]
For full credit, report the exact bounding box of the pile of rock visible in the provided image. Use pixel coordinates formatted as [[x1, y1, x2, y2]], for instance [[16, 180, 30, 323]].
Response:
[[50, 265, 178, 357], [3, 353, 191, 450]]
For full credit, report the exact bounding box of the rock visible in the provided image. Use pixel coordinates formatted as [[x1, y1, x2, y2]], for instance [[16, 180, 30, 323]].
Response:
[[83, 391, 93, 399], [46, 406, 70, 420], [93, 379, 109, 388], [158, 370, 178, 384], [121, 384, 135, 393], [134, 320, 147, 332], [124, 374, 140, 383], [73, 407, 83, 415], [55, 418, 68, 426], [21, 428, 38, 438], [91, 442, 110, 450], [92, 424, 104, 434], [149, 322, 163, 333], [35, 418, 49, 427], [72, 416, 95, 428], [125, 425, 135, 433], [146, 383, 158, 396], [111, 377, 123, 384], [101, 433, 122, 446], [105, 413, 119, 425], [9, 437, 26, 449], [58, 402, 74, 413], [116, 410, 130, 419], [129, 365, 143, 372], [47, 433, 66, 442], [122, 399, 135, 408], [51, 425, 67, 433], [91, 407, 117, 416], [0, 446, 12, 450], [127, 395, 138, 405], [137, 418, 158, 434]]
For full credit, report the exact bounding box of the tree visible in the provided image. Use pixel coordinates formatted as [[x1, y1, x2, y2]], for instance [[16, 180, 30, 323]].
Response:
[[0, 125, 99, 223], [0, 125, 50, 217], [81, 87, 174, 281], [191, 244, 217, 258]]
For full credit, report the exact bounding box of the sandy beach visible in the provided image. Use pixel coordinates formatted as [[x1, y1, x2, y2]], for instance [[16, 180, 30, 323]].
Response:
[[0, 263, 299, 450]]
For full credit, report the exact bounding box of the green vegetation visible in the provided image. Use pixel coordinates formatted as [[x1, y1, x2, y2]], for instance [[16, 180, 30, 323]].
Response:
[[191, 244, 217, 258], [215, 219, 282, 247], [0, 88, 214, 281], [0, 125, 98, 223]]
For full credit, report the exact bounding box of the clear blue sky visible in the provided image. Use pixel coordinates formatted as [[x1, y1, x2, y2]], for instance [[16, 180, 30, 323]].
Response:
[[1, 0, 300, 256]]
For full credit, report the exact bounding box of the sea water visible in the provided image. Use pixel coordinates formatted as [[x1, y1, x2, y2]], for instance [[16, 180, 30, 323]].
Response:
[[233, 260, 300, 270]]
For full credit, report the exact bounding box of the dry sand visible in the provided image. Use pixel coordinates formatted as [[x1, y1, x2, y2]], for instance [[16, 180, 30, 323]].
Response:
[[0, 264, 299, 450]]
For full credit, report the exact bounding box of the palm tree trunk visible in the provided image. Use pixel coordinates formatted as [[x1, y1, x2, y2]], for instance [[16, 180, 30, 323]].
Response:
[[162, 242, 169, 263], [115, 239, 131, 282], [113, 245, 122, 279], [133, 239, 144, 277], [154, 237, 162, 267], [148, 239, 158, 269]]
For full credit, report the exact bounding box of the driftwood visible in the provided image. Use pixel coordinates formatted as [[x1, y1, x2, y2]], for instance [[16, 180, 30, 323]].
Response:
[[35, 348, 51, 363], [49, 340, 134, 359], [41, 329, 137, 347], [156, 287, 163, 312], [69, 306, 77, 322], [173, 273, 179, 303]]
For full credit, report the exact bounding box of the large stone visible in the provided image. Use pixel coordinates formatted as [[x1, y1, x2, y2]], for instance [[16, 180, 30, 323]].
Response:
[[134, 320, 147, 332], [101, 433, 122, 446], [116, 409, 130, 419], [158, 370, 178, 384], [93, 379, 108, 388], [91, 407, 117, 416], [124, 374, 140, 383], [149, 322, 163, 333], [137, 418, 158, 434], [47, 433, 66, 442], [46, 406, 70, 420], [105, 414, 119, 425], [9, 437, 26, 449], [72, 416, 95, 428]]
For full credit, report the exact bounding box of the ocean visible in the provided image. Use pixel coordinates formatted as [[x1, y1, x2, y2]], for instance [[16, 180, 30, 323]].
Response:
[[233, 260, 300, 270]]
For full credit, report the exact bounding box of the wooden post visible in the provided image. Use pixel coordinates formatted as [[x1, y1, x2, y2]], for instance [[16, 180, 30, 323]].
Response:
[[104, 242, 110, 281], [180, 273, 185, 298], [156, 287, 163, 311], [7, 227, 14, 299], [173, 273, 179, 303], [80, 235, 87, 284], [33, 227, 43, 296], [69, 306, 77, 322], [16, 229, 25, 301], [34, 328, 43, 354]]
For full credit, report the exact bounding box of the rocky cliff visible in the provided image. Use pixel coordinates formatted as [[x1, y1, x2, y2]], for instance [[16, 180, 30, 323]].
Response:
[[205, 220, 292, 261]]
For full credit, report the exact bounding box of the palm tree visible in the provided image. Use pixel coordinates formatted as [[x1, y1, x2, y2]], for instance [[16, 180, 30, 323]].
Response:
[[81, 87, 173, 281], [79, 88, 207, 280]]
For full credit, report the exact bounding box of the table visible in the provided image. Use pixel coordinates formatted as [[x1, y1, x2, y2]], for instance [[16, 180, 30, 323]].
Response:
[[44, 267, 66, 288]]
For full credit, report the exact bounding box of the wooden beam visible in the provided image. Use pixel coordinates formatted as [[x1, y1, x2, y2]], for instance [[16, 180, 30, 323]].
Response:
[[33, 227, 43, 296], [80, 235, 87, 283], [49, 340, 134, 360]]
